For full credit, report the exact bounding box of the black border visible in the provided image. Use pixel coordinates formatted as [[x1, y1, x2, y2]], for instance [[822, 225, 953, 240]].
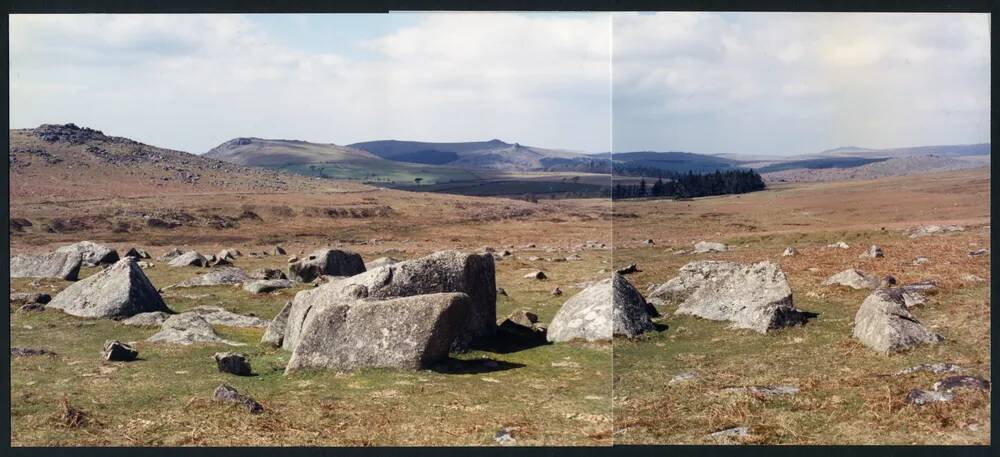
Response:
[[3, 0, 995, 455]]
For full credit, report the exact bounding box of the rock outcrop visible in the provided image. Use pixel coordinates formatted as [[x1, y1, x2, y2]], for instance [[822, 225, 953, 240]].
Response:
[[55, 241, 119, 267], [168, 251, 209, 268], [287, 249, 366, 282]]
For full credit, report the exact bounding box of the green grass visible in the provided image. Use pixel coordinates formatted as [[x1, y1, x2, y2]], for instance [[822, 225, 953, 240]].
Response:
[[11, 251, 613, 446]]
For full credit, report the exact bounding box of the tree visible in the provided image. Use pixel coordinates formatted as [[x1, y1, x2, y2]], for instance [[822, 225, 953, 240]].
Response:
[[414, 178, 423, 185]]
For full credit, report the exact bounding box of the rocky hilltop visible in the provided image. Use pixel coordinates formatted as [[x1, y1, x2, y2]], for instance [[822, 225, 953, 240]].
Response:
[[9, 124, 346, 202]]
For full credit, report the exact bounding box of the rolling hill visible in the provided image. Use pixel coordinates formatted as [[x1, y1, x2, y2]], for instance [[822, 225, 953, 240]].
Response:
[[348, 139, 589, 171]]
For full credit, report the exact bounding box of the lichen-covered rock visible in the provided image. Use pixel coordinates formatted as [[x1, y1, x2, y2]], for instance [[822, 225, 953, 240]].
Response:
[[147, 313, 243, 346], [173, 267, 247, 288], [243, 279, 293, 294], [10, 251, 82, 281], [283, 250, 495, 352], [55, 241, 119, 267], [168, 251, 209, 268], [823, 269, 880, 290], [547, 273, 656, 342], [664, 260, 807, 334], [852, 288, 942, 353], [287, 249, 366, 282], [284, 293, 471, 373], [47, 257, 169, 319], [260, 301, 292, 347], [212, 384, 263, 413]]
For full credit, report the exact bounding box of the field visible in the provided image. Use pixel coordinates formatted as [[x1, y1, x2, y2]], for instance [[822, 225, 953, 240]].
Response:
[[611, 167, 991, 444], [9, 186, 613, 446]]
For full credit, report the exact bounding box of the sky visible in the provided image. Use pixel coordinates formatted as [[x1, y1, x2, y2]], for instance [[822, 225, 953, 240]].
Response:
[[613, 12, 991, 156], [10, 13, 612, 154], [10, 13, 990, 157]]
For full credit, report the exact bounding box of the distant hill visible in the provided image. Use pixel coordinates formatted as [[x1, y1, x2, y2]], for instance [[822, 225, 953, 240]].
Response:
[[818, 143, 990, 159], [348, 139, 588, 171], [612, 151, 741, 175], [757, 143, 990, 182], [204, 138, 379, 166], [9, 124, 336, 202]]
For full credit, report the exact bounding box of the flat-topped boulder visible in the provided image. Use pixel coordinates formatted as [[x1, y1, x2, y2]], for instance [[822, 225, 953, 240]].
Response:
[[168, 251, 209, 268], [55, 241, 119, 267], [147, 313, 243, 345], [10, 251, 82, 280], [283, 250, 496, 352], [823, 269, 880, 290], [47, 257, 169, 319], [284, 293, 470, 373], [288, 249, 366, 282], [693, 241, 728, 253], [173, 267, 247, 288], [660, 260, 807, 334], [852, 288, 943, 353]]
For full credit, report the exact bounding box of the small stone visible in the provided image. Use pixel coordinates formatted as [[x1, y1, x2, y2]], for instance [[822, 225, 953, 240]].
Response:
[[933, 375, 990, 392], [668, 371, 698, 385], [968, 248, 989, 257], [494, 427, 516, 446], [616, 264, 639, 275], [709, 426, 750, 441], [551, 287, 563, 296], [212, 384, 263, 413], [102, 340, 138, 362], [214, 352, 252, 376], [906, 389, 954, 405], [524, 271, 547, 280], [782, 247, 798, 257]]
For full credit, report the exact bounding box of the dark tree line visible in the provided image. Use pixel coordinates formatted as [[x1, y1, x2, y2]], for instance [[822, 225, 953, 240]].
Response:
[[612, 169, 765, 200]]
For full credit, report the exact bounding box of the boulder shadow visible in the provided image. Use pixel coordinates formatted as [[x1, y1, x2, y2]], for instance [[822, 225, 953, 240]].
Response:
[[481, 322, 551, 354], [429, 357, 526, 375]]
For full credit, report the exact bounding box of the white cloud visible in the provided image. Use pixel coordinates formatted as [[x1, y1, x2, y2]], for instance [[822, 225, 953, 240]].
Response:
[[613, 12, 991, 155], [10, 13, 611, 153]]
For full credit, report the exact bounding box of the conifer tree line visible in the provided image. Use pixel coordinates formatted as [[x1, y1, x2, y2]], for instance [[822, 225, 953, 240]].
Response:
[[611, 169, 765, 200]]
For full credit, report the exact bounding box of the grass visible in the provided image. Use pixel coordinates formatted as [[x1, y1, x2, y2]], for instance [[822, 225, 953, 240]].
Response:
[[11, 248, 612, 446]]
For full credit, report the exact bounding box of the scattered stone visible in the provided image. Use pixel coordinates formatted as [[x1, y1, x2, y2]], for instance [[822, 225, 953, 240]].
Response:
[[147, 313, 243, 345], [968, 248, 989, 257], [284, 293, 471, 373], [551, 287, 563, 296], [616, 264, 639, 275], [693, 241, 728, 253], [214, 352, 252, 376], [11, 347, 56, 357], [502, 309, 539, 328], [158, 248, 183, 261], [102, 340, 138, 362], [913, 257, 931, 265], [247, 268, 286, 280], [17, 303, 46, 313], [208, 257, 232, 267], [822, 269, 880, 290], [897, 363, 963, 375], [565, 254, 582, 261], [10, 251, 82, 280], [861, 245, 884, 258], [55, 241, 119, 267], [288, 248, 366, 282], [260, 301, 292, 347], [933, 375, 991, 392], [708, 426, 750, 441], [668, 371, 698, 386], [961, 274, 986, 282], [826, 241, 850, 249], [121, 311, 170, 327], [496, 287, 507, 296], [852, 288, 942, 353], [137, 261, 154, 269], [906, 389, 954, 405], [642, 239, 655, 245], [526, 256, 541, 261], [782, 247, 798, 257], [524, 271, 547, 280], [47, 257, 169, 319], [910, 225, 964, 238], [216, 248, 240, 261], [273, 246, 287, 255], [124, 248, 151, 259], [722, 385, 799, 396], [168, 251, 209, 268], [173, 267, 248, 287], [188, 306, 269, 327], [243, 279, 293, 294], [212, 384, 263, 414], [494, 427, 516, 446], [658, 261, 807, 334]]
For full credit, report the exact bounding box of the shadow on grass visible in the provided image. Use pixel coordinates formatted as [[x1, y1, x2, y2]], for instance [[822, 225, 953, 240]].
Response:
[[429, 357, 526, 375]]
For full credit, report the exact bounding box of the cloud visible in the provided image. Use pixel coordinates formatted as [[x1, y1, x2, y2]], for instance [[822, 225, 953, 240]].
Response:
[[612, 12, 991, 155], [10, 13, 611, 153]]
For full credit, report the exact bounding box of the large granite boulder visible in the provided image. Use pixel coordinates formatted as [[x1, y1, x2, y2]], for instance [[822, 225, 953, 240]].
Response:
[[852, 288, 943, 353], [648, 260, 741, 305], [10, 251, 82, 280], [662, 260, 807, 334], [284, 292, 470, 373], [283, 250, 496, 352], [168, 251, 209, 268], [287, 249, 366, 282], [55, 241, 119, 267], [547, 273, 656, 342], [47, 257, 169, 319]]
